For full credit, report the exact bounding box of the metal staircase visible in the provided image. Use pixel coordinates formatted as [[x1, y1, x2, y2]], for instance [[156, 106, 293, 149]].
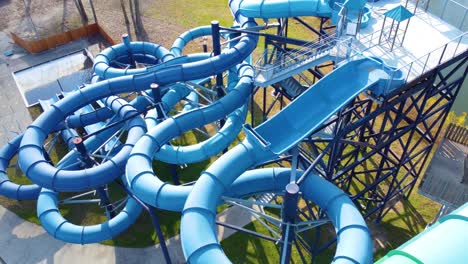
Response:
[[278, 77, 308, 99]]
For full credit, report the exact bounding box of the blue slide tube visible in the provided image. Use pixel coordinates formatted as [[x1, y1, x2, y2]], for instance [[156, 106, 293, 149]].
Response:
[[179, 58, 400, 263], [154, 103, 248, 164], [237, 0, 369, 29], [171, 26, 212, 57], [152, 26, 250, 165], [125, 62, 254, 209], [38, 167, 294, 243], [94, 41, 174, 79], [19, 93, 147, 192], [37, 186, 142, 244], [238, 0, 334, 18], [180, 140, 372, 263], [0, 134, 41, 200], [19, 0, 258, 191]]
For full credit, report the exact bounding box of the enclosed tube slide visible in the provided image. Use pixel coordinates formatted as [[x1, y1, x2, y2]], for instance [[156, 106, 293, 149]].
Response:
[[125, 62, 254, 209], [237, 0, 366, 19], [38, 167, 291, 243], [0, 134, 41, 200], [180, 57, 402, 263], [18, 0, 258, 192]]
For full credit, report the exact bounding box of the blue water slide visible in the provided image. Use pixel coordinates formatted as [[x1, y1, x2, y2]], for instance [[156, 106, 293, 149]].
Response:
[[149, 26, 251, 165], [238, 0, 366, 19], [37, 187, 142, 244], [0, 134, 41, 200], [39, 96, 79, 150], [19, 92, 147, 192], [94, 40, 174, 79], [254, 57, 402, 155], [171, 26, 212, 57], [180, 141, 372, 263], [180, 57, 403, 263], [125, 62, 254, 209], [37, 167, 296, 244], [18, 0, 257, 193]]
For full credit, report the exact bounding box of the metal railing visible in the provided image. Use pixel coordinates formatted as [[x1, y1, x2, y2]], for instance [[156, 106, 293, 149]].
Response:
[[406, 0, 468, 31], [255, 34, 338, 80], [383, 32, 467, 94]]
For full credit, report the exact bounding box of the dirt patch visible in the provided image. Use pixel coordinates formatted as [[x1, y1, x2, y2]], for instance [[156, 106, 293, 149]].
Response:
[[1, 1, 213, 52], [0, 0, 83, 39]]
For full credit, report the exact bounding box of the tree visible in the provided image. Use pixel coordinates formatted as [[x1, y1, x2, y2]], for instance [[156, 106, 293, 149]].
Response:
[[88, 0, 98, 23], [120, 0, 132, 37], [73, 0, 89, 25]]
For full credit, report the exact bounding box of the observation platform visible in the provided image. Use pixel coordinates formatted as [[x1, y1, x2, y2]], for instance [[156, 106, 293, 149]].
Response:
[[353, 0, 467, 84]]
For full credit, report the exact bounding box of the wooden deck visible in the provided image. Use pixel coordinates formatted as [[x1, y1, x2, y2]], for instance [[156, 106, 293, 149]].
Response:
[[419, 125, 468, 207]]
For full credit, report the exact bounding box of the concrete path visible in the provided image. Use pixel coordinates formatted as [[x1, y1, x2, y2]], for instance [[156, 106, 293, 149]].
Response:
[[0, 62, 32, 146], [0, 201, 258, 264]]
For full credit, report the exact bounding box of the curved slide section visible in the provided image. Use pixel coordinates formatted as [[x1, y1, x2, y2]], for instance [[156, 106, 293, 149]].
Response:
[[180, 57, 401, 263], [125, 62, 254, 210], [237, 0, 366, 19], [94, 40, 174, 79], [376, 202, 468, 264], [18, 0, 258, 192], [180, 140, 372, 263], [0, 134, 41, 200], [37, 187, 142, 244]]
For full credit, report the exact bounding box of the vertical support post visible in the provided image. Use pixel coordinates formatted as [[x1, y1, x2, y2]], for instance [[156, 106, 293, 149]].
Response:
[[289, 147, 299, 182], [73, 137, 115, 218], [280, 183, 299, 264], [211, 21, 226, 131], [378, 17, 387, 45], [169, 164, 181, 185], [122, 34, 135, 67], [211, 21, 224, 96], [151, 83, 165, 121], [390, 21, 399, 51], [202, 36, 208, 53], [400, 18, 411, 47]]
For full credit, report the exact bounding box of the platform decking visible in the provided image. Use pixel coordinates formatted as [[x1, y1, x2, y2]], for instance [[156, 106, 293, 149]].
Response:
[[419, 135, 468, 207]]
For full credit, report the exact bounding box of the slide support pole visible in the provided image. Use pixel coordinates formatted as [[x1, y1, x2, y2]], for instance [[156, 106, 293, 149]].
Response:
[[151, 83, 166, 121], [122, 34, 135, 67], [211, 20, 224, 94], [115, 180, 172, 264], [280, 183, 299, 264], [73, 137, 116, 218], [211, 20, 227, 139]]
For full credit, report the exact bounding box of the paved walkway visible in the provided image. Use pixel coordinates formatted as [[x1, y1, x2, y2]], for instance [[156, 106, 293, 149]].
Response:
[[0, 201, 257, 263]]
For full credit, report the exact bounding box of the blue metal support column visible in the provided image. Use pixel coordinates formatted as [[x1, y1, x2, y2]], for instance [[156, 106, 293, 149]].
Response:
[[73, 137, 116, 219], [122, 34, 135, 67], [211, 20, 225, 98], [211, 20, 227, 152], [280, 183, 299, 264], [115, 180, 172, 264], [151, 83, 181, 185]]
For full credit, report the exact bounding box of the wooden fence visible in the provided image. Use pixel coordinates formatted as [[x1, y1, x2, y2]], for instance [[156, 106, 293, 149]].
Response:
[[445, 123, 468, 146], [11, 23, 116, 54]]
